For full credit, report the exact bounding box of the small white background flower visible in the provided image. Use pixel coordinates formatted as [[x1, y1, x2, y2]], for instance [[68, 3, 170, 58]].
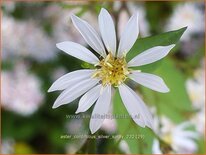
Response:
[[49, 8, 175, 134], [2, 62, 44, 116], [2, 16, 56, 62], [152, 116, 199, 154], [165, 2, 205, 41]]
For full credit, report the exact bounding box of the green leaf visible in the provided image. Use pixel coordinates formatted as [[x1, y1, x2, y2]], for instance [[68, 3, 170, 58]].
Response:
[[154, 58, 193, 111], [127, 27, 187, 72], [127, 27, 187, 60], [113, 90, 154, 154]]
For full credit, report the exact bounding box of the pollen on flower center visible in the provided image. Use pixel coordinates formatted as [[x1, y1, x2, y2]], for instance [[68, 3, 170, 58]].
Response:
[[163, 133, 173, 144], [92, 53, 130, 86]]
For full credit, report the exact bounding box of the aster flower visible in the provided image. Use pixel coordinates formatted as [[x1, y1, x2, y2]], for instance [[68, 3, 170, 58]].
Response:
[[2, 16, 56, 62], [165, 2, 204, 41], [152, 117, 199, 154], [186, 60, 205, 109], [48, 8, 175, 134], [44, 5, 86, 44], [1, 62, 44, 116], [186, 60, 205, 135], [191, 108, 205, 136], [1, 138, 15, 154]]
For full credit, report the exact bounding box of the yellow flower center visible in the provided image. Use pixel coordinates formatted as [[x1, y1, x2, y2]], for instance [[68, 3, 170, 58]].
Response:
[[163, 133, 173, 144], [93, 53, 130, 86]]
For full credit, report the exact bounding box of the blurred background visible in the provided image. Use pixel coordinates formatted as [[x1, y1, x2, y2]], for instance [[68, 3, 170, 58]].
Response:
[[1, 1, 205, 154]]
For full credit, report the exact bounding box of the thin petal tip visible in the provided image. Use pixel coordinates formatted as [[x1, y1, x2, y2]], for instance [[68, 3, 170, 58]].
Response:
[[56, 42, 68, 50], [90, 128, 96, 134], [100, 8, 108, 14], [56, 42, 62, 48], [71, 14, 79, 23], [75, 110, 80, 114], [162, 87, 170, 93], [100, 8, 105, 12], [48, 84, 57, 92], [158, 88, 170, 93], [52, 104, 58, 109], [47, 87, 53, 93], [171, 44, 176, 47], [168, 44, 176, 50], [89, 121, 98, 134]]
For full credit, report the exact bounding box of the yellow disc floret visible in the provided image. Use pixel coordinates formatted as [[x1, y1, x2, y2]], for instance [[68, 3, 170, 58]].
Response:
[[92, 53, 130, 86], [163, 133, 173, 144]]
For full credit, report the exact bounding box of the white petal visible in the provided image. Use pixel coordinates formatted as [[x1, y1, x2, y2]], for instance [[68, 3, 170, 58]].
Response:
[[117, 12, 139, 57], [174, 122, 199, 139], [90, 85, 111, 134], [48, 69, 95, 92], [52, 78, 99, 109], [128, 44, 175, 67], [177, 131, 199, 139], [175, 121, 192, 130], [119, 84, 154, 129], [71, 14, 106, 57], [173, 137, 197, 152], [152, 139, 162, 154], [56, 41, 99, 64], [76, 84, 102, 114], [129, 71, 170, 93], [99, 8, 116, 56]]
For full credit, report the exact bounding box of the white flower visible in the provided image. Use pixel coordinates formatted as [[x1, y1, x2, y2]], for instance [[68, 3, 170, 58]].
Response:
[[65, 119, 87, 153], [1, 138, 15, 154], [165, 2, 205, 41], [152, 117, 199, 154], [191, 108, 205, 136], [186, 61, 205, 109], [2, 16, 56, 62], [44, 5, 85, 44], [2, 1, 15, 12], [1, 62, 44, 116], [187, 60, 205, 135], [49, 8, 175, 134]]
